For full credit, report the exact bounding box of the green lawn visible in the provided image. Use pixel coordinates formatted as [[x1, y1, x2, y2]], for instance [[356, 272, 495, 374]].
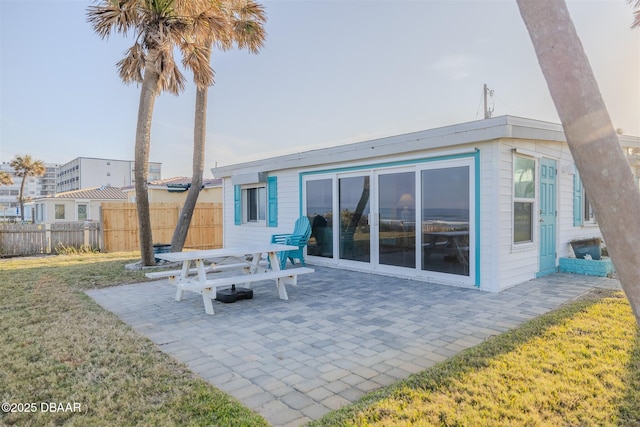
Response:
[[0, 253, 269, 427], [1, 253, 638, 426]]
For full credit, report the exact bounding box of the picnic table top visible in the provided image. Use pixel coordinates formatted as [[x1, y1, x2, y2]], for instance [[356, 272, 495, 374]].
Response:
[[154, 244, 299, 262]]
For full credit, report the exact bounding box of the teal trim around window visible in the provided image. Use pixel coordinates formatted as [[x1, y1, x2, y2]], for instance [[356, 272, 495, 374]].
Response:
[[573, 167, 583, 227], [474, 150, 481, 287], [267, 176, 278, 227], [299, 149, 481, 287], [233, 185, 241, 225]]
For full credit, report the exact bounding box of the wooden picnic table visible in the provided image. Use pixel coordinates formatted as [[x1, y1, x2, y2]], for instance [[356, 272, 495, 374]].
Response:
[[147, 244, 314, 315]]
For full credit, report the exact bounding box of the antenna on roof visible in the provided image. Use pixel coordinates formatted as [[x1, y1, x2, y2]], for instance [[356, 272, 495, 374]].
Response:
[[483, 84, 494, 119]]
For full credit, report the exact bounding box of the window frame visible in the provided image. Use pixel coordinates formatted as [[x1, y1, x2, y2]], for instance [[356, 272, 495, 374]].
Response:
[[241, 184, 267, 225], [77, 204, 87, 221], [513, 154, 536, 245], [54, 204, 65, 220]]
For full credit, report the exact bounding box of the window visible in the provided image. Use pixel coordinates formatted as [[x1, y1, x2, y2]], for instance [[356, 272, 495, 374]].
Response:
[[78, 204, 87, 221], [573, 167, 595, 226], [514, 156, 535, 243], [55, 204, 65, 220], [234, 176, 277, 226], [243, 186, 266, 223], [583, 192, 595, 223]]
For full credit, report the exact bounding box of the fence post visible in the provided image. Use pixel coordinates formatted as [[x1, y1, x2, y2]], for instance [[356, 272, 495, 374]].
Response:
[[99, 206, 105, 252], [45, 223, 52, 254], [83, 222, 90, 247]]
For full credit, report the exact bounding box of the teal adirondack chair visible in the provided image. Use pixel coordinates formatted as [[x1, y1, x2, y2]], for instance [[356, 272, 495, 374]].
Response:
[[270, 216, 312, 269]]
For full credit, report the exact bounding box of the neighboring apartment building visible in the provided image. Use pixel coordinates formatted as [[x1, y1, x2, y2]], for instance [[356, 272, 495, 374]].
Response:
[[56, 157, 162, 192], [0, 162, 59, 221]]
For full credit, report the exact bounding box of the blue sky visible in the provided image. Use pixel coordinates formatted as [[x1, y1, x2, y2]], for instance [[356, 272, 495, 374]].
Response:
[[1, 0, 638, 179]]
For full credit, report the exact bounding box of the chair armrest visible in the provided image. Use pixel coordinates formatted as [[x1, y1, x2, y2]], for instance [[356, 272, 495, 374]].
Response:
[[284, 234, 309, 246], [271, 233, 294, 244]]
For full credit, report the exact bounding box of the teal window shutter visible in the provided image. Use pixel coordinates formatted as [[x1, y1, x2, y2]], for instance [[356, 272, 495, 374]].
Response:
[[573, 167, 583, 227], [267, 176, 278, 227], [234, 185, 241, 225]]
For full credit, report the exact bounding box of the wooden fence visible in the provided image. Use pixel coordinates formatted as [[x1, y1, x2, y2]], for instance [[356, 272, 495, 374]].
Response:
[[101, 202, 222, 252], [0, 222, 101, 257]]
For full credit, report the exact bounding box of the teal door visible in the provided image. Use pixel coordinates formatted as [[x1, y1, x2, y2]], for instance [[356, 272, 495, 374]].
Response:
[[538, 158, 557, 277]]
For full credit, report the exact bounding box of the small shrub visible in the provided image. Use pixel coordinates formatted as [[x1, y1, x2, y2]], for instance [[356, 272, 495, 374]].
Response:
[[54, 242, 99, 255]]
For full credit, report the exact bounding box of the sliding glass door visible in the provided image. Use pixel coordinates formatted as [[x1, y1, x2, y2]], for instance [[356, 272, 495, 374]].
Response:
[[377, 171, 416, 268], [306, 179, 333, 258], [339, 175, 371, 262], [303, 156, 475, 284], [421, 166, 470, 276]]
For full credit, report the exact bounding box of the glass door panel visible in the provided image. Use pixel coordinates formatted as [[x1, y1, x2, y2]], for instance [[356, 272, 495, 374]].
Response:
[[306, 179, 333, 258], [421, 166, 470, 276], [339, 176, 370, 262], [378, 172, 415, 268]]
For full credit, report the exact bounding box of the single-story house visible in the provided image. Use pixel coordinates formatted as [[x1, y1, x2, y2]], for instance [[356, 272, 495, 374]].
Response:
[[29, 186, 128, 223], [211, 115, 640, 292], [122, 176, 222, 204]]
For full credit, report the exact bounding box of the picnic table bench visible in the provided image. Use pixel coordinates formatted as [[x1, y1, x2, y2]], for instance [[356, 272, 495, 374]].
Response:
[[145, 244, 314, 315]]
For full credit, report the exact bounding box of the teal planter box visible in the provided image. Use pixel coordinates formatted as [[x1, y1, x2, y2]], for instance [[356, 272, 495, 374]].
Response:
[[559, 257, 614, 277]]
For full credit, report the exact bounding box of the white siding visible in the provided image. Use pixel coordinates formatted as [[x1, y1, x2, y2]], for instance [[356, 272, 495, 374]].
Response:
[[478, 142, 501, 291], [222, 170, 302, 248]]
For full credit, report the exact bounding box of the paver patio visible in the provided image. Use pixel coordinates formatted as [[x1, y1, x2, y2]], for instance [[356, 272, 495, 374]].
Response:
[[86, 266, 621, 427]]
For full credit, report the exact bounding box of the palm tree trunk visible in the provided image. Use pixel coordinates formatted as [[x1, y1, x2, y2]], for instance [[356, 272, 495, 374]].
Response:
[[18, 177, 27, 221], [517, 0, 640, 324], [170, 46, 212, 252], [170, 84, 207, 252], [135, 59, 161, 266]]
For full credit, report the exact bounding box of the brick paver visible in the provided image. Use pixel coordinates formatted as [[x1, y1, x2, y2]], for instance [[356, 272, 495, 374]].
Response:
[[86, 266, 620, 426]]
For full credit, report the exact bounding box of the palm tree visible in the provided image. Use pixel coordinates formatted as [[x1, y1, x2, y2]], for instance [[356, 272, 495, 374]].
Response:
[[630, 0, 640, 28], [517, 0, 640, 324], [9, 155, 45, 221], [87, 0, 225, 265], [170, 0, 266, 252], [0, 172, 12, 186]]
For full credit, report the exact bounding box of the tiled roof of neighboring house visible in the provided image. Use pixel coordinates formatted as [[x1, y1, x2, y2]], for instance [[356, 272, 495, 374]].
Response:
[[48, 186, 128, 200]]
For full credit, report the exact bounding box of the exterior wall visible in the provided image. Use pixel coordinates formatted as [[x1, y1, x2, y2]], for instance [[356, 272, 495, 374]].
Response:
[[35, 199, 106, 223], [222, 169, 301, 248], [495, 139, 603, 289], [213, 117, 634, 292], [478, 141, 501, 292], [125, 187, 222, 203], [146, 187, 222, 204], [219, 138, 602, 292]]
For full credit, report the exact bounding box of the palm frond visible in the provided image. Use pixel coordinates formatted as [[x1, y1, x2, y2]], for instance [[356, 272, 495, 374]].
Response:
[[224, 0, 266, 53], [87, 0, 141, 39], [157, 55, 186, 95], [117, 42, 145, 84], [630, 0, 640, 28], [181, 41, 214, 87]]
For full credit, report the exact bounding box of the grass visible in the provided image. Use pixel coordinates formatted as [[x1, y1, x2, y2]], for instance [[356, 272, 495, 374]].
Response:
[[0, 252, 269, 427], [309, 289, 640, 426], [2, 253, 639, 426]]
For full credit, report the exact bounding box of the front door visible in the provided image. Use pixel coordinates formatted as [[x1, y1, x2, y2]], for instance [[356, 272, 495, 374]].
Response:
[[538, 158, 557, 276]]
